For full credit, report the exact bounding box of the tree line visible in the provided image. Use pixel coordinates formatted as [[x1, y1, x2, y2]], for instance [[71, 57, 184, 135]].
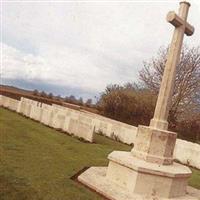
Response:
[[32, 90, 93, 107]]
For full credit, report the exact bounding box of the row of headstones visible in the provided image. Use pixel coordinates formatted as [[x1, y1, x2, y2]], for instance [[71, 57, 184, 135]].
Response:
[[0, 95, 137, 143], [50, 103, 138, 144], [80, 109, 138, 144], [0, 95, 200, 169], [18, 97, 95, 142], [0, 95, 94, 141]]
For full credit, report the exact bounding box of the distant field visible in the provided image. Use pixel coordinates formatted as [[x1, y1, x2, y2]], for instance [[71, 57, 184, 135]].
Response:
[[0, 84, 99, 113], [0, 108, 199, 200]]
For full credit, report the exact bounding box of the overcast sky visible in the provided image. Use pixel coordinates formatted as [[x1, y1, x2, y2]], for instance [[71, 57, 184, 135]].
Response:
[[1, 0, 200, 100]]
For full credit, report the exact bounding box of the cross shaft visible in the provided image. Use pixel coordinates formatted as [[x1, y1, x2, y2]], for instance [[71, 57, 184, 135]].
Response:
[[150, 1, 194, 130]]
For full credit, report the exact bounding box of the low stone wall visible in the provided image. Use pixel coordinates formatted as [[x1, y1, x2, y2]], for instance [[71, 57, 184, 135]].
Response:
[[0, 95, 20, 111], [174, 139, 200, 169], [1, 95, 200, 169]]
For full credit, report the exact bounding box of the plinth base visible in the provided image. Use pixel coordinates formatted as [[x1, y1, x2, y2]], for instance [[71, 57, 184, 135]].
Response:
[[78, 151, 200, 200], [78, 167, 199, 200]]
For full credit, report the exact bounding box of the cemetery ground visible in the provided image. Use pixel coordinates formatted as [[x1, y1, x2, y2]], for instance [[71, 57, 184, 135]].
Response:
[[0, 107, 199, 200]]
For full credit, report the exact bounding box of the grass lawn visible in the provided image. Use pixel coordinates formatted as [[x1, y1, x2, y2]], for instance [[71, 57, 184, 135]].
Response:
[[0, 107, 199, 200]]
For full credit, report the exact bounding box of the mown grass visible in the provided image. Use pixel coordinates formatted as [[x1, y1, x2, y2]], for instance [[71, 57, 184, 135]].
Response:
[[0, 107, 131, 200], [0, 107, 199, 200], [189, 168, 200, 190]]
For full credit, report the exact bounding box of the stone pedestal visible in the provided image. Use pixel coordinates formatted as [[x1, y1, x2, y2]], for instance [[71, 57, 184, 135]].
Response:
[[131, 125, 177, 165]]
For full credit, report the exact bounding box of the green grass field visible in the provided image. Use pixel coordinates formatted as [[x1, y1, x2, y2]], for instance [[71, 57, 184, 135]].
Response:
[[0, 107, 199, 200]]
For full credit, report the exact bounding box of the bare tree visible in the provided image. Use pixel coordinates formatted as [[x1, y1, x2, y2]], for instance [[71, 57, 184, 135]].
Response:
[[86, 98, 92, 107], [139, 45, 200, 122], [78, 97, 83, 105], [40, 91, 47, 98], [33, 89, 39, 96], [48, 93, 53, 99]]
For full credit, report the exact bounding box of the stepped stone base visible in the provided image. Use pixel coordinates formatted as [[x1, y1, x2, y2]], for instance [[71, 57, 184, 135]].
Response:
[[78, 151, 200, 200]]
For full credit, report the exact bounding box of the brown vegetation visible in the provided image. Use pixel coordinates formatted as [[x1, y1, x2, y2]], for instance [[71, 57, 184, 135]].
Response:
[[0, 85, 98, 113], [97, 83, 156, 126]]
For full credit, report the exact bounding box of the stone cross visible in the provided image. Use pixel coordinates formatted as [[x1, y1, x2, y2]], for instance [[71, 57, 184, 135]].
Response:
[[150, 1, 194, 131], [78, 3, 199, 199]]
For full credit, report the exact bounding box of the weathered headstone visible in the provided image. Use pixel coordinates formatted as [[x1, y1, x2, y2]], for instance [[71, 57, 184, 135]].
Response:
[[1, 96, 10, 108], [40, 104, 53, 125], [29, 103, 43, 121], [7, 98, 20, 111], [0, 96, 20, 112], [78, 2, 199, 199], [174, 139, 200, 169], [0, 95, 2, 106], [51, 110, 67, 129], [62, 110, 94, 142]]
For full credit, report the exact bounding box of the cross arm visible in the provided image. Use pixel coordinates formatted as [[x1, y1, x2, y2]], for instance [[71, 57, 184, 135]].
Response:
[[166, 11, 194, 36]]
